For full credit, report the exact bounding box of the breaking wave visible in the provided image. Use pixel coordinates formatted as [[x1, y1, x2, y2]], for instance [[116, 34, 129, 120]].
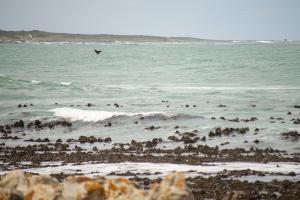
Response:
[[50, 107, 164, 122]]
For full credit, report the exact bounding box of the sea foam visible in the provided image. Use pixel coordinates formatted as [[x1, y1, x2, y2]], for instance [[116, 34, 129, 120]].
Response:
[[31, 80, 41, 84], [60, 82, 72, 86], [50, 107, 161, 122]]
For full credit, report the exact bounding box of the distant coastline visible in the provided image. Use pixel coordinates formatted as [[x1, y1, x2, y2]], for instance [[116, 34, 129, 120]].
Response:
[[0, 30, 210, 43]]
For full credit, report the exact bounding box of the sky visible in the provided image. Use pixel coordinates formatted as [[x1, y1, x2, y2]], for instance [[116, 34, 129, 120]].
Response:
[[0, 0, 299, 40]]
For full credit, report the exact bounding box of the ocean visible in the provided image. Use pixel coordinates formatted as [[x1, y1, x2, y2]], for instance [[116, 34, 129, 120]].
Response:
[[0, 41, 300, 153]]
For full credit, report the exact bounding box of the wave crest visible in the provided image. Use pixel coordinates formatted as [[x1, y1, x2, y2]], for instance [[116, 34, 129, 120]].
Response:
[[50, 107, 162, 122]]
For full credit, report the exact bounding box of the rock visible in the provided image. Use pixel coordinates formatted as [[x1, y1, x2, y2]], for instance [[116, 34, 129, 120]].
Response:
[[13, 120, 24, 128], [0, 171, 192, 200], [145, 125, 160, 131], [294, 105, 300, 108], [287, 111, 292, 115], [56, 139, 62, 143], [17, 104, 22, 108], [281, 131, 300, 140], [253, 139, 260, 144], [148, 172, 192, 200], [104, 137, 112, 143], [168, 136, 180, 142], [114, 103, 120, 108], [105, 122, 112, 127], [218, 104, 227, 108], [293, 118, 300, 124], [0, 171, 61, 200]]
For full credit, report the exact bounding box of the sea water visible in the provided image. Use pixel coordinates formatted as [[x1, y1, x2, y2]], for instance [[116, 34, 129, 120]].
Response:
[[0, 41, 300, 152]]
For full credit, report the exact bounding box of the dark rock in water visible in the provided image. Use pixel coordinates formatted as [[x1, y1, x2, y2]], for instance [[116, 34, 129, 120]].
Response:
[[13, 120, 24, 128], [105, 122, 112, 127], [185, 104, 189, 108], [228, 118, 239, 122], [211, 117, 216, 120], [288, 171, 296, 176], [200, 136, 206, 142], [104, 137, 112, 143], [145, 138, 162, 148], [66, 139, 75, 142], [182, 136, 200, 144], [293, 118, 300, 124], [134, 121, 138, 124], [70, 105, 74, 107], [92, 146, 98, 151], [17, 104, 22, 108], [193, 105, 196, 107], [168, 135, 180, 142], [23, 104, 27, 107], [114, 103, 120, 108], [145, 125, 160, 131], [174, 126, 179, 129], [253, 139, 260, 144], [209, 127, 249, 137], [56, 139, 62, 143], [254, 128, 259, 132], [220, 142, 230, 146], [218, 104, 227, 108], [220, 117, 225, 120], [294, 105, 300, 108], [281, 131, 300, 140], [79, 136, 98, 143], [30, 104, 33, 106], [34, 120, 42, 126], [86, 103, 95, 107], [243, 140, 248, 143], [251, 104, 256, 107], [287, 111, 292, 115]]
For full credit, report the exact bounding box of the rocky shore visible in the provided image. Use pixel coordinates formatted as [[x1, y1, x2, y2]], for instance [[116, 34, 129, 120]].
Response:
[[1, 103, 300, 199]]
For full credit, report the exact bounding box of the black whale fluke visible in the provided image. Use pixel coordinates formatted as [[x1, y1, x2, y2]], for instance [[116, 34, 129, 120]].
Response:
[[94, 49, 102, 55]]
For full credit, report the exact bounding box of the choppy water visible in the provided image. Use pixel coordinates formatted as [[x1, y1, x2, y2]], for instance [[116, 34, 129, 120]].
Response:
[[1, 41, 300, 152]]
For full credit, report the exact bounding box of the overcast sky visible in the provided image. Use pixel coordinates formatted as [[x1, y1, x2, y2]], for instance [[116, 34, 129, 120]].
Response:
[[0, 0, 299, 40]]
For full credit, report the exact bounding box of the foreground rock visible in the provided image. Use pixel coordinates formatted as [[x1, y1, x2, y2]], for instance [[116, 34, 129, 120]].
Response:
[[0, 171, 192, 200]]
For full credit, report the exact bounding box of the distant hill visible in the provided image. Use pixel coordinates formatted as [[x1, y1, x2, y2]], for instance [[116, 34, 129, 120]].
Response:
[[0, 30, 207, 43]]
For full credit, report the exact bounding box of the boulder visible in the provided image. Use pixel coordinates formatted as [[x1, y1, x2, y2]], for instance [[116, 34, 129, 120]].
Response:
[[0, 171, 192, 200]]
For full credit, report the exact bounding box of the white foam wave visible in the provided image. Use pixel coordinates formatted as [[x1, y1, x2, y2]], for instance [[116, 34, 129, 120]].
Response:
[[2, 162, 299, 179], [0, 74, 6, 77], [50, 107, 161, 122], [255, 40, 274, 44], [60, 82, 72, 86], [31, 80, 41, 84]]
